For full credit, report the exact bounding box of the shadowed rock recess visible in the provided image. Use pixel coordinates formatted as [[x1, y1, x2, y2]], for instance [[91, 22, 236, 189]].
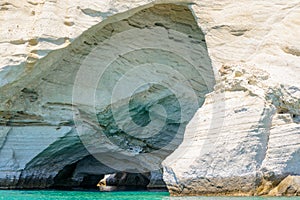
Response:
[[0, 4, 214, 190]]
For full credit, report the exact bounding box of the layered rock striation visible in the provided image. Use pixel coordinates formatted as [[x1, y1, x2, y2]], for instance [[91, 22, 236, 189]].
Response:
[[0, 0, 300, 196], [0, 2, 214, 189], [163, 64, 300, 196]]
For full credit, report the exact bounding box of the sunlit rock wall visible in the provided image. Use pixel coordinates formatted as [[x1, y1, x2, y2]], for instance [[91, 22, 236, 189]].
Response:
[[0, 2, 214, 189], [1, 0, 300, 195]]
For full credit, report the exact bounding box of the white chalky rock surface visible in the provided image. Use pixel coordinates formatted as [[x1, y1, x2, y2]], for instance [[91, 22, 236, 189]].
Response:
[[0, 0, 300, 195]]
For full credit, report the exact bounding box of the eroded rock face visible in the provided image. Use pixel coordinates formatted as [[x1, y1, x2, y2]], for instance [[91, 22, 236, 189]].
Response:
[[162, 64, 300, 196], [0, 3, 214, 189], [268, 176, 300, 196], [1, 0, 300, 196], [161, 0, 300, 196]]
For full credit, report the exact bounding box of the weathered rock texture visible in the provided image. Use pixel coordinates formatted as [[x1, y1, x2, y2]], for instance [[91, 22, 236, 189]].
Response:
[[268, 176, 300, 196], [0, 1, 213, 189], [0, 0, 300, 196], [162, 0, 300, 196], [163, 64, 299, 196]]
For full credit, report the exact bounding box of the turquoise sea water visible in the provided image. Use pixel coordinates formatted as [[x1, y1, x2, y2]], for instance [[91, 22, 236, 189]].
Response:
[[0, 190, 299, 200]]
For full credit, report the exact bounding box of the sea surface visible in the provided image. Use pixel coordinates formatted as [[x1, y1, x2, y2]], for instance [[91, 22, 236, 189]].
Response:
[[0, 190, 298, 200]]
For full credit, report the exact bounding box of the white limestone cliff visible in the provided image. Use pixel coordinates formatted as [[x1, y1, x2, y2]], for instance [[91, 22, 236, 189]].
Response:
[[0, 0, 300, 195]]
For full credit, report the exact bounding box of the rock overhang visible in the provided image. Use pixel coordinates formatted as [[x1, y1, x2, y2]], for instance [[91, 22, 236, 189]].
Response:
[[0, 2, 215, 189]]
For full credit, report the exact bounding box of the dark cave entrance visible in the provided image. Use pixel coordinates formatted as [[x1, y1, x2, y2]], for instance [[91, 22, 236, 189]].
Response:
[[51, 155, 166, 191], [51, 160, 104, 190]]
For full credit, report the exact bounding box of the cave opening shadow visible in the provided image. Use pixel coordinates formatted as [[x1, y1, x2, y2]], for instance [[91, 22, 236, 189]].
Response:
[[51, 155, 167, 191]]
